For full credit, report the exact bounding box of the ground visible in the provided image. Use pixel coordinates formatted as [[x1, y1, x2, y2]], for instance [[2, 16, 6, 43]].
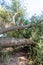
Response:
[[0, 47, 29, 65]]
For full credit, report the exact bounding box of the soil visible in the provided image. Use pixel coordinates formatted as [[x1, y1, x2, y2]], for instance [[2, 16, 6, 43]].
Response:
[[0, 50, 29, 65]]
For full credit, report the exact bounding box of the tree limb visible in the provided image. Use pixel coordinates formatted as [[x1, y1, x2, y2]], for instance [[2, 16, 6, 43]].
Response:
[[0, 24, 32, 34], [0, 38, 35, 47]]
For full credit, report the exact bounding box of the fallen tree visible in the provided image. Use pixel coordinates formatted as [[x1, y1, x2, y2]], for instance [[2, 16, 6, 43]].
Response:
[[0, 38, 35, 47], [0, 24, 33, 34], [0, 20, 42, 34]]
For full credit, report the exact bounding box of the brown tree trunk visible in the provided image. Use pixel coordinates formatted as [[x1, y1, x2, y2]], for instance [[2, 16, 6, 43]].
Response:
[[0, 20, 42, 34], [0, 24, 33, 34], [0, 38, 35, 47]]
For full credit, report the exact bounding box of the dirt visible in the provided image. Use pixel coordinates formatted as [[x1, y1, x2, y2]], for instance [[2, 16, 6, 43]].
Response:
[[0, 52, 28, 65]]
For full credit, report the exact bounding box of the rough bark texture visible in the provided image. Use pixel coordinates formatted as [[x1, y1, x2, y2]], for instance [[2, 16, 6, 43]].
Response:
[[0, 24, 33, 34], [0, 38, 35, 47], [0, 20, 42, 34]]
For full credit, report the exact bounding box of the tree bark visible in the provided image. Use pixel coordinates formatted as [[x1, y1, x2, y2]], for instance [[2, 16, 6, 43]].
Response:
[[0, 20, 42, 34], [0, 38, 35, 47], [0, 24, 33, 34]]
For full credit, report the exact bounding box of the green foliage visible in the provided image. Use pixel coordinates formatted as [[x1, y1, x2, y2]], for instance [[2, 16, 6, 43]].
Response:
[[0, 6, 10, 23], [30, 15, 43, 65]]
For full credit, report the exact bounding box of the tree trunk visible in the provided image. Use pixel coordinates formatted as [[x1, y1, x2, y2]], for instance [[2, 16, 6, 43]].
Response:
[[0, 24, 33, 34], [0, 20, 42, 34], [0, 38, 35, 47]]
